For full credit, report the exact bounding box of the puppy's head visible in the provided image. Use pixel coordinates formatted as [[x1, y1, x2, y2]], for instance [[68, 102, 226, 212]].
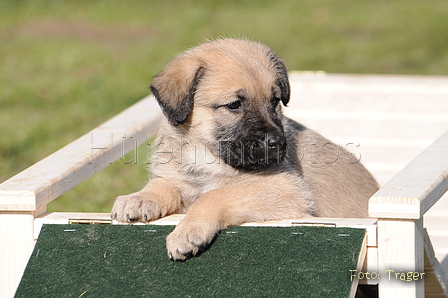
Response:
[[151, 38, 290, 170]]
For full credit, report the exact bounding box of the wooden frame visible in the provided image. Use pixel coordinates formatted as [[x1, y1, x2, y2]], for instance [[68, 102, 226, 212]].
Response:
[[1, 74, 448, 298], [370, 128, 448, 297], [0, 95, 161, 298]]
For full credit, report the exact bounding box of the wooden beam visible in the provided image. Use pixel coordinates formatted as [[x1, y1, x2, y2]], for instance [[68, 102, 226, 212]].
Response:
[[369, 129, 448, 219], [0, 211, 35, 298], [0, 95, 162, 212], [377, 218, 425, 298]]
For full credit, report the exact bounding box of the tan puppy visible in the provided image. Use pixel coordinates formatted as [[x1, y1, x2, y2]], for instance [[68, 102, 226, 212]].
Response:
[[111, 38, 379, 260]]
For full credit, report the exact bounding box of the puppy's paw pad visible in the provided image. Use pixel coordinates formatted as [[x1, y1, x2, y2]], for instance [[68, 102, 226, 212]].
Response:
[[111, 194, 161, 223]]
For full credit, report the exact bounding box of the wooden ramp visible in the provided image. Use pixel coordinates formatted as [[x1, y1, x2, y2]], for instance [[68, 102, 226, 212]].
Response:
[[16, 223, 367, 298]]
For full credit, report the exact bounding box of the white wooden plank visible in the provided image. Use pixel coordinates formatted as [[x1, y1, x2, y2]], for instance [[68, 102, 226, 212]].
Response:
[[0, 212, 35, 298], [288, 73, 448, 115], [284, 118, 447, 144], [285, 109, 448, 123], [350, 234, 368, 298], [377, 219, 425, 298], [37, 212, 376, 228], [34, 212, 112, 239], [369, 130, 448, 219], [359, 247, 379, 285], [0, 95, 162, 212]]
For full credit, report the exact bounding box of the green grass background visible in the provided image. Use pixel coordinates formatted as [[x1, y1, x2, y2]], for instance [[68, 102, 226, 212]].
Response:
[[1, 0, 448, 213]]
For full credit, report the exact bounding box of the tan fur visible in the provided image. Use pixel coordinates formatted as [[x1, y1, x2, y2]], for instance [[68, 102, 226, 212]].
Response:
[[111, 39, 379, 260]]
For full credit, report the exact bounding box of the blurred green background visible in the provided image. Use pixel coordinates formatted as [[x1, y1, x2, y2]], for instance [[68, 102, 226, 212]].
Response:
[[1, 0, 448, 213]]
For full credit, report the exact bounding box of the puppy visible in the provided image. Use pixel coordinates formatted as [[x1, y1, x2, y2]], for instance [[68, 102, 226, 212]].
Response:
[[111, 38, 379, 260]]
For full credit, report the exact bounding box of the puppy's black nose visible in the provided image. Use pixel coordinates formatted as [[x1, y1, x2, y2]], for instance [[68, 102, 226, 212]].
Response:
[[267, 135, 286, 150]]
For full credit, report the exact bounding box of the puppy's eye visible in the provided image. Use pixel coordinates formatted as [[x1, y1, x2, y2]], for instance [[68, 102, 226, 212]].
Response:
[[226, 100, 242, 111]]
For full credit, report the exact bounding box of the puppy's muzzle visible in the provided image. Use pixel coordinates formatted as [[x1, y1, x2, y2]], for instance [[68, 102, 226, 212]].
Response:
[[219, 133, 287, 171]]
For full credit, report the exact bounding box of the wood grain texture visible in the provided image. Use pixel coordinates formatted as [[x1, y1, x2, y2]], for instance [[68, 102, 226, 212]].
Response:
[[0, 95, 162, 212], [369, 130, 448, 219], [350, 234, 368, 298], [0, 212, 35, 298], [377, 218, 425, 298]]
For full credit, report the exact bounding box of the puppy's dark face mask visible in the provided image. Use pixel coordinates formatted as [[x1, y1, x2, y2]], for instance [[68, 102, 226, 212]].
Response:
[[213, 90, 288, 171]]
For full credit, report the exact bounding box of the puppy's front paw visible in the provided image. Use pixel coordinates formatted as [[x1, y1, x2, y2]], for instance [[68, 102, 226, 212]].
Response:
[[166, 221, 218, 261], [111, 194, 162, 223]]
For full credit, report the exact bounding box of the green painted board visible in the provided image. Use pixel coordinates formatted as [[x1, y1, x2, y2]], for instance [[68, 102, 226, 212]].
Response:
[[16, 224, 366, 298]]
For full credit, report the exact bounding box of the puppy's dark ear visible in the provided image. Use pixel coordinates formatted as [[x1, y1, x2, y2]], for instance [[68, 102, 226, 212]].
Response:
[[268, 51, 290, 106], [150, 56, 205, 126]]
